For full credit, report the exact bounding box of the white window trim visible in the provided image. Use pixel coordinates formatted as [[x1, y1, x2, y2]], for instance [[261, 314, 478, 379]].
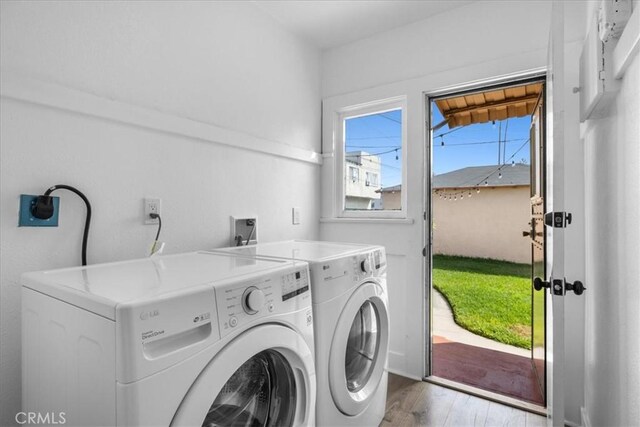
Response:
[[334, 97, 408, 219]]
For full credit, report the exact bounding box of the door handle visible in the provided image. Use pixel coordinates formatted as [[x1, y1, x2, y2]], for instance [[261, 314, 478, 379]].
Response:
[[522, 231, 531, 237], [565, 280, 586, 296], [533, 277, 586, 296], [533, 277, 550, 291]]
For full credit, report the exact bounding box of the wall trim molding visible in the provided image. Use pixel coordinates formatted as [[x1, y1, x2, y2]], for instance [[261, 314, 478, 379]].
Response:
[[580, 406, 591, 427], [0, 72, 322, 165]]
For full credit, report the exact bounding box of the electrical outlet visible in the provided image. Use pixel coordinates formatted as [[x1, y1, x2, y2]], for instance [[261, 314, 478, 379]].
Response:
[[292, 207, 301, 225], [144, 198, 161, 224], [19, 194, 60, 227]]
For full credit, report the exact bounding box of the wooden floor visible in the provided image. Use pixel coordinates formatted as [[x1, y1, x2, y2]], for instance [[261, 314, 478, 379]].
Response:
[[382, 374, 546, 427]]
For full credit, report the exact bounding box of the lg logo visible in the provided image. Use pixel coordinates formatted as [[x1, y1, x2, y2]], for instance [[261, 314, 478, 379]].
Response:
[[139, 309, 160, 320], [15, 412, 66, 425]]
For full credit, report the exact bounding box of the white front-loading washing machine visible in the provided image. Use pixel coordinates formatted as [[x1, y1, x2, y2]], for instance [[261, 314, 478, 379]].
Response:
[[210, 240, 390, 427], [21, 251, 316, 426]]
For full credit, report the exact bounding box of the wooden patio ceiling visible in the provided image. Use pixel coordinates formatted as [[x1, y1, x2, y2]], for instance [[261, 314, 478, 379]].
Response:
[[435, 83, 543, 129]]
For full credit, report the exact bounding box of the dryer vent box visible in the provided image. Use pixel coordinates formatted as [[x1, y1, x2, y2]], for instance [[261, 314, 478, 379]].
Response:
[[230, 216, 258, 247]]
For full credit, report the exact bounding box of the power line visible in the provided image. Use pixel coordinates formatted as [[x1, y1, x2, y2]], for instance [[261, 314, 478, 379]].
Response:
[[346, 135, 400, 140], [434, 138, 527, 147], [346, 145, 401, 149], [378, 112, 401, 124], [434, 126, 463, 139], [472, 138, 530, 187], [346, 147, 401, 157]]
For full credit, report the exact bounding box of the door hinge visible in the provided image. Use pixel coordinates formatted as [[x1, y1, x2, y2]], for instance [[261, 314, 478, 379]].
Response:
[[544, 211, 572, 228]]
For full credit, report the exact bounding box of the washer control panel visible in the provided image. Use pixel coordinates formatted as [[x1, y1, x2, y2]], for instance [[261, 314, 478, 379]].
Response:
[[215, 265, 311, 337], [351, 248, 387, 281], [282, 269, 309, 301]]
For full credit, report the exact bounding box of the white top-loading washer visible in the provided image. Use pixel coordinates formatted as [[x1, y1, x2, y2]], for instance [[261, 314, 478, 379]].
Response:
[[210, 240, 390, 427], [21, 251, 316, 426]]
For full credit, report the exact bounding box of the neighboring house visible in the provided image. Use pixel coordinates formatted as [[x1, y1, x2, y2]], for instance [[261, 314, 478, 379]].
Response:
[[345, 151, 381, 209], [434, 164, 530, 263], [377, 185, 402, 210], [380, 164, 531, 263]]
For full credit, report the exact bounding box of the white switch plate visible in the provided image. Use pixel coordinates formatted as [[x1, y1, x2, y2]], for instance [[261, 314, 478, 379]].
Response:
[[292, 207, 301, 225], [144, 198, 161, 224]]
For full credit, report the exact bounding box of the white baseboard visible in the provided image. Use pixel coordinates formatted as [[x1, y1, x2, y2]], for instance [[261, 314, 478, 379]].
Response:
[[387, 368, 422, 381], [581, 406, 591, 427]]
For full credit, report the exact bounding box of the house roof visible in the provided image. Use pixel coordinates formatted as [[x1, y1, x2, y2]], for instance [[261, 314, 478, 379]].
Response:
[[434, 83, 543, 129], [433, 164, 530, 189], [377, 184, 401, 193]]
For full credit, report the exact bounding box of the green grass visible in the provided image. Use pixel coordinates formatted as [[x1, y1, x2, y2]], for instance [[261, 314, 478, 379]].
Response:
[[433, 255, 533, 349]]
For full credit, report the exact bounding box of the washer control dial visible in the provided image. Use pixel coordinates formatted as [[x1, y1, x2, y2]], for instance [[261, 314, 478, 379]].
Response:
[[242, 286, 265, 314], [360, 258, 372, 273]]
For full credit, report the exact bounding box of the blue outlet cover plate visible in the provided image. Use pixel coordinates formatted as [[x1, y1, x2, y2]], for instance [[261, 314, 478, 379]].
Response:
[[19, 194, 59, 227]]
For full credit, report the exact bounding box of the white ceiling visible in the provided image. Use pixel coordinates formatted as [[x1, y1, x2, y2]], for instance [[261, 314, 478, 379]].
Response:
[[253, 1, 474, 50]]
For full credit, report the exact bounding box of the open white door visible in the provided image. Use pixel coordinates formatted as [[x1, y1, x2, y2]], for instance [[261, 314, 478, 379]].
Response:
[[546, 1, 565, 425]]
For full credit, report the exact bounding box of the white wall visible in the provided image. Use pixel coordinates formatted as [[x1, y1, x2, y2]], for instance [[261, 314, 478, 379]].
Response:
[[320, 1, 588, 424], [0, 2, 321, 425], [582, 4, 640, 426]]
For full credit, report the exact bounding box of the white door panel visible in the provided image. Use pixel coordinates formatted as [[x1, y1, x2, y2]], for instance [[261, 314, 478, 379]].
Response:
[[546, 0, 566, 424]]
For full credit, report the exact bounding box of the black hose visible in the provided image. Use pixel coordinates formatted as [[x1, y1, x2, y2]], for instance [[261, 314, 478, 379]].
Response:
[[44, 185, 91, 266]]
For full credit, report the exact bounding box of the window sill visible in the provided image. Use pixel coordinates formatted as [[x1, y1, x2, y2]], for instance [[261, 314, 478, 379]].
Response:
[[320, 217, 415, 225]]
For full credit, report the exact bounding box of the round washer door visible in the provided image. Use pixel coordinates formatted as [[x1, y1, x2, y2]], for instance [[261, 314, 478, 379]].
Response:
[[328, 281, 389, 416], [171, 324, 315, 427]]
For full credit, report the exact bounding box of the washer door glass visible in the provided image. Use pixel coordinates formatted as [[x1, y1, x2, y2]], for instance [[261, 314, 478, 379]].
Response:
[[345, 300, 380, 393], [202, 350, 297, 427]]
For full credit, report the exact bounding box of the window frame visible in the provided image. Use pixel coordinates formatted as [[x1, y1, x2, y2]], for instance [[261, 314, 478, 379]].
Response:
[[335, 97, 408, 219]]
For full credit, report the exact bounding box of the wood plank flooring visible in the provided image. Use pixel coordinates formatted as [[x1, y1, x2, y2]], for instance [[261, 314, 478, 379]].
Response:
[[382, 374, 546, 427]]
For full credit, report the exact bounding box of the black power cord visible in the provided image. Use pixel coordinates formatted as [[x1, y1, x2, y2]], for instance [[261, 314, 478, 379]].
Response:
[[149, 213, 162, 255], [32, 185, 92, 266], [245, 219, 255, 246]]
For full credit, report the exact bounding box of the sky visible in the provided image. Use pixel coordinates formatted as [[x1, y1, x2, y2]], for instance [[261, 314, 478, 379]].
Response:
[[344, 105, 531, 188], [345, 109, 403, 189], [431, 104, 531, 176]]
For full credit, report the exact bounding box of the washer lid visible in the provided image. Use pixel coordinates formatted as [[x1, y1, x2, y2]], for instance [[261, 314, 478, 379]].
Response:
[[21, 252, 292, 319], [212, 240, 376, 263]]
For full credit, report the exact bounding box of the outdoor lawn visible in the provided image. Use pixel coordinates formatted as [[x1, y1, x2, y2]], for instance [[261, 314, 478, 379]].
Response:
[[433, 255, 533, 349]]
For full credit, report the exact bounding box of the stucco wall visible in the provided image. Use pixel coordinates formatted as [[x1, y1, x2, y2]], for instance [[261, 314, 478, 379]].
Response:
[[433, 186, 531, 264]]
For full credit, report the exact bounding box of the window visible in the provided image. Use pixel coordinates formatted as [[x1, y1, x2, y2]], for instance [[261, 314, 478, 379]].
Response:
[[365, 172, 378, 187], [350, 166, 359, 183], [336, 98, 406, 218]]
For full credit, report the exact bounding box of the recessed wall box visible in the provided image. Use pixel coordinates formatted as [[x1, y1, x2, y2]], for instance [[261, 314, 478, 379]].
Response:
[[230, 216, 258, 246]]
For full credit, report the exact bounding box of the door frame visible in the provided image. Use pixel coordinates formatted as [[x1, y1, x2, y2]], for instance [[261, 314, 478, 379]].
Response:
[[422, 70, 548, 410]]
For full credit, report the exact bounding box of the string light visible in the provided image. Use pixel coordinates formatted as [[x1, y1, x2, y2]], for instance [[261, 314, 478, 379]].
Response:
[[484, 180, 489, 186], [512, 160, 515, 167], [468, 191, 472, 198], [440, 136, 445, 147], [476, 188, 480, 194], [395, 148, 399, 160], [498, 172, 503, 179]]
